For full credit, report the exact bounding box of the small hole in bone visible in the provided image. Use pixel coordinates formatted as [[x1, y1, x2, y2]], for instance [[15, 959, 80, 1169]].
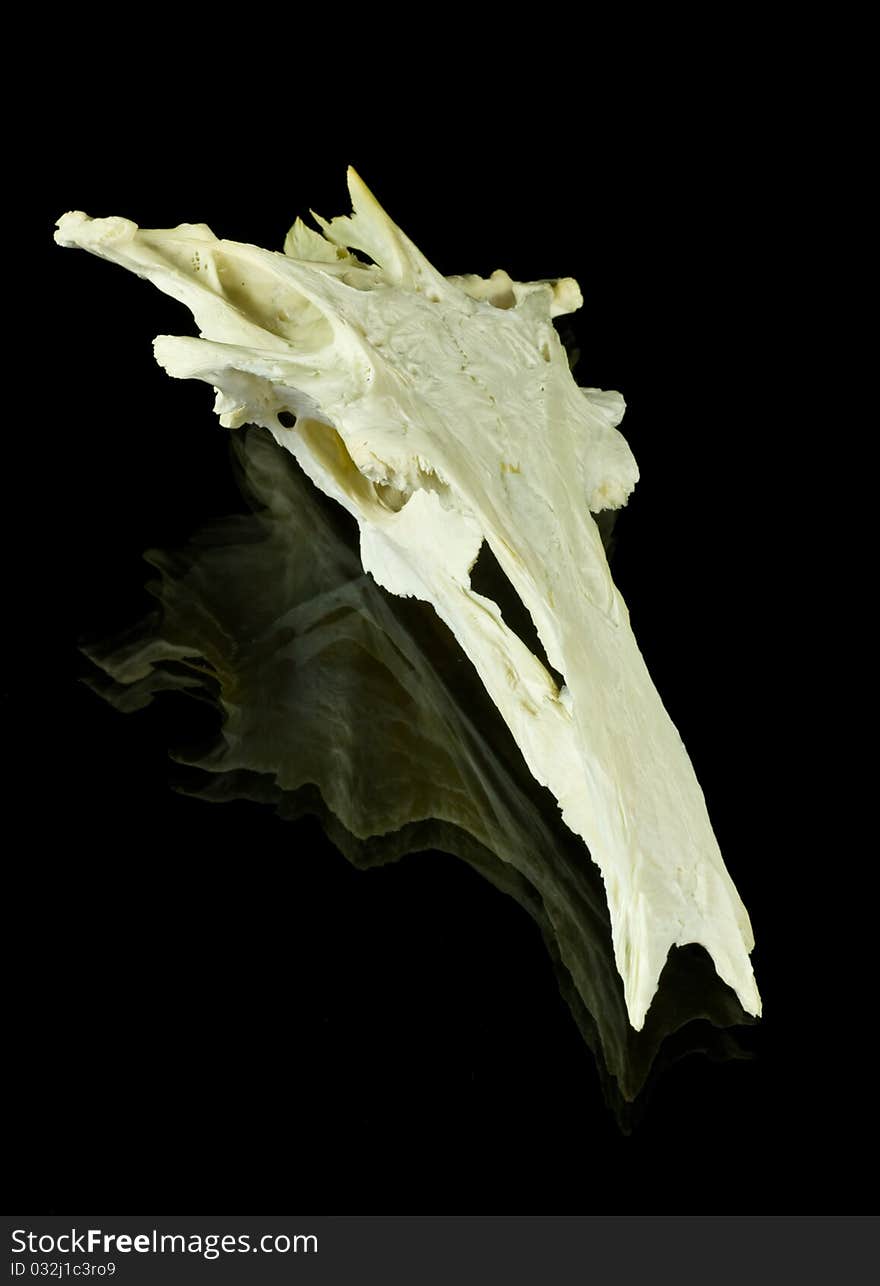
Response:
[[277, 411, 297, 429], [375, 481, 412, 513]]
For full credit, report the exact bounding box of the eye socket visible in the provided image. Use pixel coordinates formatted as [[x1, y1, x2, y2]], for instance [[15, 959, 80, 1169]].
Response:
[[277, 411, 296, 429]]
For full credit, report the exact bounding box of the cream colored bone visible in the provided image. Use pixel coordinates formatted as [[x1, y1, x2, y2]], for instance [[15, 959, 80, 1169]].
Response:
[[55, 170, 761, 1029]]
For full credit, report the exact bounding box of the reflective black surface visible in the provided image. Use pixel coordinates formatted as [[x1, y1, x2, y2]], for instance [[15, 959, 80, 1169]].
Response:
[[83, 427, 755, 1124], [11, 114, 848, 1213]]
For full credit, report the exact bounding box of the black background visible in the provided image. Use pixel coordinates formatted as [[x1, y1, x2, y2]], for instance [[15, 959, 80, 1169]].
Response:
[[10, 42, 848, 1215]]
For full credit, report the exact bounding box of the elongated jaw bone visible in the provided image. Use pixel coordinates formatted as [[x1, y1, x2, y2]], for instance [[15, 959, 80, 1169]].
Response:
[[55, 168, 761, 1030]]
